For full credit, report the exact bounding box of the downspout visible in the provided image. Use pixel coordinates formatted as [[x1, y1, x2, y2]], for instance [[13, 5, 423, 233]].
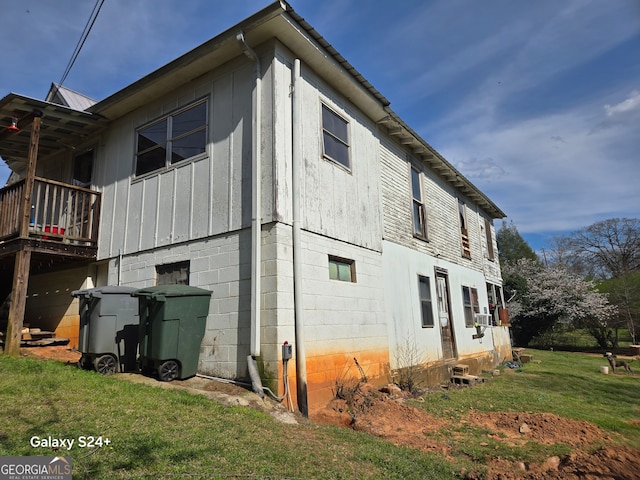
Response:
[[237, 31, 264, 398], [292, 59, 308, 416], [236, 31, 262, 359]]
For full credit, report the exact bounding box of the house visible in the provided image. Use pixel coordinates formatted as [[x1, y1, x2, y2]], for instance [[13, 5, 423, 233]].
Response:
[[0, 1, 510, 416]]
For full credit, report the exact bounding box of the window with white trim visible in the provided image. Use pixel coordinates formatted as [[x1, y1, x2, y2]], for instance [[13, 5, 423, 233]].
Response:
[[321, 104, 350, 169], [462, 286, 479, 327], [411, 167, 428, 239], [135, 99, 208, 176], [418, 275, 434, 327]]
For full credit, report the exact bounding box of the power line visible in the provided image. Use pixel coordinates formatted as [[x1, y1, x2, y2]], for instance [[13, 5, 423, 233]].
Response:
[[54, 0, 106, 92]]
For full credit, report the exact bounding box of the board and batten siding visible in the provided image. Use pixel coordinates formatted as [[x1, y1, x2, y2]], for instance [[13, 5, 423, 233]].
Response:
[[95, 60, 271, 260], [287, 59, 383, 252]]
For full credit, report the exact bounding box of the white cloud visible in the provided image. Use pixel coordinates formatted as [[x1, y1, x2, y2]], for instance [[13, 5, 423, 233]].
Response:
[[604, 90, 640, 118], [442, 91, 640, 234]]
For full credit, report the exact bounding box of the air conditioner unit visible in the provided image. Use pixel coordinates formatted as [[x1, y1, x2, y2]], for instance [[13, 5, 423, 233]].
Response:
[[474, 314, 493, 327]]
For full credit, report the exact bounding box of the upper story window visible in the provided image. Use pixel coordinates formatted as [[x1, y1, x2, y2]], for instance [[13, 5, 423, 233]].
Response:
[[135, 99, 208, 177], [484, 218, 495, 261], [459, 200, 471, 258], [321, 104, 350, 170], [411, 167, 428, 239]]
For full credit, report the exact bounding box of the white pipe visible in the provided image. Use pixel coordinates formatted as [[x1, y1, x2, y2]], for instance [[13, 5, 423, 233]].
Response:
[[236, 31, 262, 357], [117, 248, 122, 286], [292, 58, 308, 416]]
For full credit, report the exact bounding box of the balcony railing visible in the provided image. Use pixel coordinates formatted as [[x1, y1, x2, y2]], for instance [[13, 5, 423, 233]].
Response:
[[0, 177, 100, 246]]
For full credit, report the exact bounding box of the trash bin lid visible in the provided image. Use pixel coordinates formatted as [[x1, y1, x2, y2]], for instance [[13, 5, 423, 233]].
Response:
[[72, 285, 138, 298], [131, 284, 212, 300]]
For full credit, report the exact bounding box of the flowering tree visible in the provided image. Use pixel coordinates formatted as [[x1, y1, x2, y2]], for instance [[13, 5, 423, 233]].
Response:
[[503, 259, 616, 347]]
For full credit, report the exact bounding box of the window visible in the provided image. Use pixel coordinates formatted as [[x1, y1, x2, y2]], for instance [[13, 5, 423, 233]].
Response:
[[411, 167, 427, 239], [418, 276, 434, 327], [73, 150, 94, 188], [484, 218, 495, 260], [328, 256, 355, 282], [321, 104, 350, 169], [156, 261, 190, 285], [459, 200, 471, 258], [462, 286, 479, 327], [135, 100, 207, 176]]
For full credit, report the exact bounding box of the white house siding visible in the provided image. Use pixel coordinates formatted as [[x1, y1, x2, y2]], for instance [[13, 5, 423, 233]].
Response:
[[379, 134, 509, 376], [95, 55, 275, 261], [383, 240, 505, 374], [292, 60, 382, 252]]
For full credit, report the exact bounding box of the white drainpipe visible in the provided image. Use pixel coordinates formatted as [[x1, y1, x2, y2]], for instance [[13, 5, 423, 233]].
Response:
[[292, 58, 308, 415], [236, 31, 262, 358]]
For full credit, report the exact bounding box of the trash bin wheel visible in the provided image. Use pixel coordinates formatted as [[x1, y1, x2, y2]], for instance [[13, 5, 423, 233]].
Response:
[[78, 355, 93, 370], [94, 354, 117, 375], [158, 360, 180, 382]]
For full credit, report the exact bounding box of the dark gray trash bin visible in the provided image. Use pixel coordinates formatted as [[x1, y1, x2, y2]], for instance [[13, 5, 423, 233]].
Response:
[[72, 286, 139, 374]]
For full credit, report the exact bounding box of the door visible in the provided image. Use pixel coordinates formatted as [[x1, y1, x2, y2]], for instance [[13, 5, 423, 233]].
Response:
[[435, 269, 456, 359]]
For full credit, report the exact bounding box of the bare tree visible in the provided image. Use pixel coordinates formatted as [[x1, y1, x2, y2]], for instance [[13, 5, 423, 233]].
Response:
[[569, 218, 640, 279]]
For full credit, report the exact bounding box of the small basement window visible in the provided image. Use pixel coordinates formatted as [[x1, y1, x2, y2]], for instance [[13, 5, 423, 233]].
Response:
[[156, 261, 190, 285], [328, 256, 356, 282]]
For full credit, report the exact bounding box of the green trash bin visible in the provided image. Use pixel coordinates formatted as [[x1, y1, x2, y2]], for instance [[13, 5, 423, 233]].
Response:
[[71, 286, 139, 374], [132, 285, 212, 382]]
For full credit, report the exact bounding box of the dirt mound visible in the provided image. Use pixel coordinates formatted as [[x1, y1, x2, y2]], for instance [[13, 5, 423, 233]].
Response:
[[483, 445, 640, 480], [316, 384, 450, 455], [316, 384, 640, 480], [467, 411, 609, 447]]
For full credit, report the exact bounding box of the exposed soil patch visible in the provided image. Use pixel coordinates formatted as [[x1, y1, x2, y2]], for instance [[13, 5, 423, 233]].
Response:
[[20, 347, 640, 479], [21, 345, 81, 364], [467, 411, 608, 447], [315, 382, 640, 480]]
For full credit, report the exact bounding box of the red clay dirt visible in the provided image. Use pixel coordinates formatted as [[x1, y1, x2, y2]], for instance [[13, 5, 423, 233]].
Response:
[[21, 346, 640, 479]]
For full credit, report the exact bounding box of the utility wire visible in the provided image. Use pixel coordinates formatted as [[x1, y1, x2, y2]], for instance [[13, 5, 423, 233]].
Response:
[[53, 0, 106, 95]]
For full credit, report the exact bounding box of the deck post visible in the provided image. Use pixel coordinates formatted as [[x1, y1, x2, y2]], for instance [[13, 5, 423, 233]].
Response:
[[3, 111, 42, 356], [19, 111, 42, 238], [4, 250, 31, 356]]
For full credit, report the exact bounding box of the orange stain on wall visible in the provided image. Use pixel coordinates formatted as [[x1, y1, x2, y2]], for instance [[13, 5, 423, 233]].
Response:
[[304, 348, 390, 414]]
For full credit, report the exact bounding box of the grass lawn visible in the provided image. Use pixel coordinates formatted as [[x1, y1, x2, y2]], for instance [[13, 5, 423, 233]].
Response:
[[0, 349, 638, 479]]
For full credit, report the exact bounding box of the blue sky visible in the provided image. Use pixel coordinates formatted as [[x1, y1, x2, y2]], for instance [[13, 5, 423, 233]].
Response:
[[1, 0, 639, 251]]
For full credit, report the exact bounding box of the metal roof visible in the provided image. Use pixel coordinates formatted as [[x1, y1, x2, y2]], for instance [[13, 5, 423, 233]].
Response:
[[0, 93, 106, 178], [46, 83, 97, 111]]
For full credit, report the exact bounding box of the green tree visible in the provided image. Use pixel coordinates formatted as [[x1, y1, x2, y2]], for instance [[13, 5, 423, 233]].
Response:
[[598, 271, 640, 345], [496, 220, 539, 265]]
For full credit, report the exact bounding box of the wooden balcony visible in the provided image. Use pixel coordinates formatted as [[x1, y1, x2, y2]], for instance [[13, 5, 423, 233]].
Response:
[[0, 177, 100, 257]]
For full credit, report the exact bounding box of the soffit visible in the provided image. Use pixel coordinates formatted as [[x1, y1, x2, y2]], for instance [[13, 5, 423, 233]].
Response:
[[0, 93, 106, 178]]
